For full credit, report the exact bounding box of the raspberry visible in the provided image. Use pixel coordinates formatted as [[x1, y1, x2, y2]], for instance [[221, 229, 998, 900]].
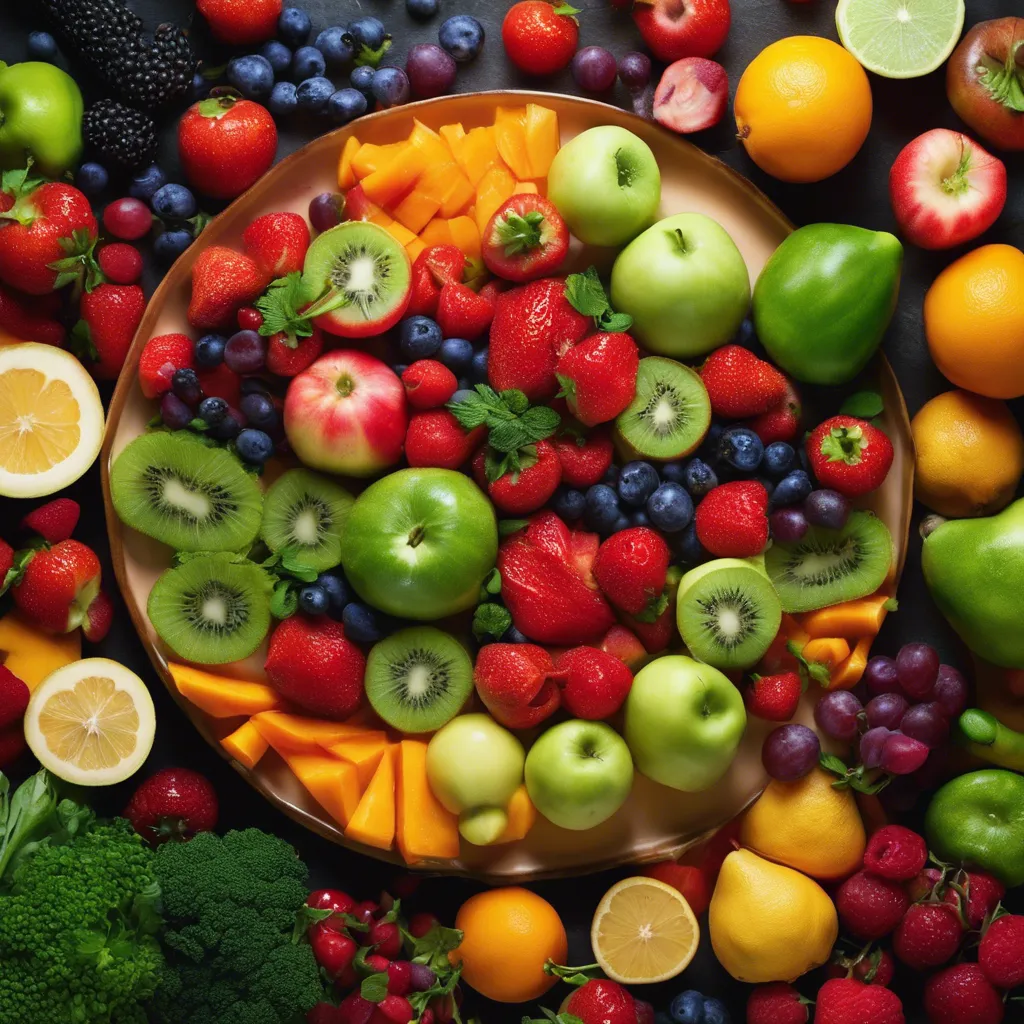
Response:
[[98, 242, 143, 284], [893, 902, 964, 970], [923, 963, 1004, 1024], [863, 825, 928, 881], [979, 913, 1024, 990], [402, 360, 458, 410], [835, 869, 909, 940]]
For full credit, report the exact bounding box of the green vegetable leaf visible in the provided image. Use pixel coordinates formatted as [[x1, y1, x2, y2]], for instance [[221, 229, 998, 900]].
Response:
[[552, 2, 581, 14], [361, 972, 389, 1003], [270, 578, 299, 619], [839, 390, 884, 419], [257, 273, 349, 343], [501, 389, 530, 415], [377, 898, 402, 925], [278, 548, 321, 582], [819, 753, 849, 779], [472, 603, 512, 642], [0, 769, 58, 882], [564, 266, 633, 332], [410, 923, 465, 974], [292, 904, 334, 942]]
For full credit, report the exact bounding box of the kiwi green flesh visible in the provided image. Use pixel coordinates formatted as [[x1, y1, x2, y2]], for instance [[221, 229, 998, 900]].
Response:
[[110, 432, 262, 552], [365, 626, 472, 733], [147, 554, 272, 665], [678, 562, 781, 669], [301, 221, 411, 329], [615, 357, 711, 460], [261, 468, 354, 573], [764, 511, 893, 613]]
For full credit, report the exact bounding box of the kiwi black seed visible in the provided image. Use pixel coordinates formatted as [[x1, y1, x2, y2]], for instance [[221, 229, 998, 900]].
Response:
[[764, 511, 894, 613], [147, 553, 272, 665], [364, 626, 473, 733]]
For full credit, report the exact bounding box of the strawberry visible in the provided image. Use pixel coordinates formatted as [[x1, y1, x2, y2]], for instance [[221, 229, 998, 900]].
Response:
[[481, 194, 570, 283], [406, 244, 465, 318], [197, 0, 281, 43], [555, 332, 639, 426], [923, 964, 1004, 1024], [893, 902, 964, 970], [0, 282, 66, 345], [265, 616, 366, 719], [0, 666, 30, 730], [816, 979, 905, 1024], [564, 980, 635, 1024], [10, 539, 105, 634], [0, 538, 14, 585], [402, 360, 458, 410], [266, 326, 324, 377], [97, 243, 143, 285], [744, 670, 802, 721], [83, 589, 114, 642], [827, 948, 895, 988], [188, 245, 266, 330], [488, 277, 590, 401], [487, 439, 562, 515], [435, 281, 494, 341], [552, 426, 614, 487], [632, 0, 731, 63], [243, 211, 310, 279], [863, 825, 928, 881], [124, 766, 219, 844], [478, 278, 508, 305], [501, 1, 579, 76], [139, 333, 195, 399], [551, 646, 633, 720], [641, 861, 711, 916], [945, 871, 1006, 930], [21, 498, 80, 544], [836, 869, 910, 940], [808, 416, 895, 498], [0, 725, 26, 771], [598, 624, 648, 670], [71, 282, 146, 380], [695, 481, 769, 558], [700, 344, 787, 418], [497, 511, 616, 645], [405, 410, 484, 469], [473, 643, 560, 730], [746, 983, 810, 1024], [623, 603, 677, 654], [748, 377, 802, 443], [979, 913, 1024, 989], [593, 527, 669, 619], [196, 363, 243, 406]]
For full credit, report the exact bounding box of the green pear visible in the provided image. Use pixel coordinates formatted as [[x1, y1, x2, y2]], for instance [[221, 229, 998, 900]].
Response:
[[922, 498, 1024, 668]]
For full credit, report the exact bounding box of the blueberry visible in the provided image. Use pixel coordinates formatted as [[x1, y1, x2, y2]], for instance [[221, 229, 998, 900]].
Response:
[[160, 393, 193, 430], [151, 183, 197, 220], [347, 16, 387, 50], [235, 427, 275, 464], [211, 407, 245, 441], [406, 0, 438, 18], [400, 316, 443, 360], [198, 396, 228, 426], [191, 72, 211, 100], [675, 522, 709, 566], [470, 346, 489, 384], [316, 572, 351, 619], [194, 334, 225, 372], [129, 164, 167, 202], [269, 81, 298, 118], [617, 461, 660, 507], [701, 999, 729, 1024], [298, 584, 329, 615], [227, 54, 275, 100], [610, 513, 630, 533], [670, 991, 706, 1024], [602, 465, 620, 487], [316, 26, 355, 67], [153, 229, 193, 265], [439, 14, 484, 62], [343, 602, 387, 643], [291, 45, 326, 81], [438, 337, 473, 374], [771, 470, 813, 508], [450, 388, 475, 405], [698, 423, 724, 465], [350, 64, 376, 95], [371, 66, 410, 108], [630, 509, 651, 528], [647, 482, 694, 533], [585, 484, 621, 533], [457, 376, 473, 391], [240, 376, 272, 397], [296, 76, 334, 114], [240, 391, 278, 430], [278, 6, 312, 47], [683, 458, 718, 498], [661, 461, 686, 484], [762, 441, 796, 478], [500, 625, 530, 644], [27, 31, 58, 61], [804, 488, 851, 529], [171, 367, 203, 406], [551, 485, 586, 522], [261, 40, 293, 75], [734, 317, 756, 347], [75, 162, 108, 198], [328, 87, 367, 124], [720, 426, 764, 472]]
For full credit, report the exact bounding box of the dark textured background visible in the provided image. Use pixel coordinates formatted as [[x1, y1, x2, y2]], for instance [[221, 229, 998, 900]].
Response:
[[2, 0, 1024, 1020]]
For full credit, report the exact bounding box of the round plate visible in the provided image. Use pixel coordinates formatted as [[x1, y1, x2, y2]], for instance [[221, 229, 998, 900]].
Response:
[[101, 91, 914, 881]]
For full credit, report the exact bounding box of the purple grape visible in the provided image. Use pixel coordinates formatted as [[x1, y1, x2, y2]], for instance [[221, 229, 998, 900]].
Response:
[[896, 642, 940, 699], [371, 66, 411, 108], [881, 730, 930, 775], [405, 42, 457, 99], [899, 702, 950, 749], [409, 963, 436, 991], [859, 726, 891, 769], [814, 689, 863, 742], [865, 692, 908, 730], [309, 192, 346, 233], [762, 724, 821, 781], [571, 46, 617, 93], [224, 330, 267, 374], [864, 655, 901, 696], [804, 489, 851, 529], [932, 664, 969, 718], [160, 392, 193, 430], [618, 51, 651, 90], [770, 507, 808, 543], [171, 367, 204, 406]]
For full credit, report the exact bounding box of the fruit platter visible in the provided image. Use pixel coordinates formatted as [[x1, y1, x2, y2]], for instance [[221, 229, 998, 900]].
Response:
[[101, 91, 913, 878]]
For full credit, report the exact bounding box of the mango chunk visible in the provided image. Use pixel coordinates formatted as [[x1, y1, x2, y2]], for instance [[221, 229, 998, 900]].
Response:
[[421, 218, 454, 248], [513, 181, 539, 195], [494, 106, 533, 181], [439, 171, 476, 218], [361, 144, 428, 208], [438, 122, 466, 158], [392, 186, 442, 235], [351, 141, 406, 179], [474, 164, 517, 233], [452, 126, 503, 187], [168, 663, 280, 718], [406, 237, 427, 261], [396, 739, 460, 864], [447, 215, 481, 260], [282, 751, 362, 828], [251, 710, 371, 752], [322, 731, 388, 788], [407, 120, 452, 165], [346, 744, 397, 850], [0, 611, 80, 692], [524, 104, 559, 179], [337, 135, 362, 190], [384, 220, 417, 248], [493, 785, 537, 844], [221, 720, 270, 770]]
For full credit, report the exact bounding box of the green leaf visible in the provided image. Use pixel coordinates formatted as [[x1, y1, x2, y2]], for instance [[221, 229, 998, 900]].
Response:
[[68, 319, 98, 365], [501, 389, 530, 415], [377, 898, 402, 925], [552, 2, 581, 13], [883, 597, 899, 612], [494, 210, 545, 256], [0, 545, 36, 595], [410, 923, 465, 974], [354, 38, 392, 68], [819, 752, 849, 778], [189, 211, 212, 237], [291, 904, 334, 942], [472, 603, 512, 642], [601, 310, 634, 332], [0, 769, 59, 882], [270, 579, 299, 620], [188, 417, 209, 432], [279, 548, 321, 582], [256, 272, 315, 340], [498, 520, 528, 538], [564, 265, 633, 331], [518, 405, 561, 442], [839, 391, 884, 419], [482, 567, 503, 595], [361, 972, 389, 1003]]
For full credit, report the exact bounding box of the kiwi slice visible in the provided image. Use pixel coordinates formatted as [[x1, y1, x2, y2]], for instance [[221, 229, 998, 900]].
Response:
[[677, 557, 782, 670], [148, 554, 273, 665], [365, 627, 473, 734], [615, 357, 711, 460], [301, 221, 412, 336], [111, 432, 262, 552], [765, 511, 893, 613], [261, 469, 354, 573]]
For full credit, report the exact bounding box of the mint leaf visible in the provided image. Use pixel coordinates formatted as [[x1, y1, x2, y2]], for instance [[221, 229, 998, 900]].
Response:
[[501, 389, 529, 415], [448, 385, 559, 455], [361, 972, 389, 1002], [518, 405, 561, 442], [270, 579, 298, 619], [498, 520, 528, 538], [410, 923, 465, 974], [564, 266, 633, 332], [482, 567, 502, 595], [279, 549, 321, 582], [472, 603, 512, 642], [839, 391, 884, 419], [257, 274, 349, 342], [819, 753, 849, 778]]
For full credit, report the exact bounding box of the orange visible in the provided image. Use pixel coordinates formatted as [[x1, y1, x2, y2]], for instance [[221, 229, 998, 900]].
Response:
[[734, 36, 872, 183], [924, 244, 1024, 399], [450, 887, 567, 1003], [912, 390, 1024, 518]]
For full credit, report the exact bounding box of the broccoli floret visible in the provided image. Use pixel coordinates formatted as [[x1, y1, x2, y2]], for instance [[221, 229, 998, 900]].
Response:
[[151, 828, 325, 1024]]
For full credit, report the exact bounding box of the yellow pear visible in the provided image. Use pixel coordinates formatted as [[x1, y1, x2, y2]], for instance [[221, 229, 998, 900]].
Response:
[[740, 767, 865, 879], [709, 849, 838, 983]]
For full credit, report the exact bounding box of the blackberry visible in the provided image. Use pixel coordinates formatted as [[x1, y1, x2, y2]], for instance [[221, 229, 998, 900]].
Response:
[[82, 100, 158, 172], [39, 0, 196, 110]]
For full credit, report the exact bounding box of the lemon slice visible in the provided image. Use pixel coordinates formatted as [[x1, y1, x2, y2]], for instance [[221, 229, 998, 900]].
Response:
[[0, 342, 105, 498], [836, 0, 965, 78], [24, 658, 156, 786], [590, 876, 700, 984]]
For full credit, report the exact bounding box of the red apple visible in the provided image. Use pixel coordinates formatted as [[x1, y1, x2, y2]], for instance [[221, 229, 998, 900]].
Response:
[[284, 349, 407, 477], [889, 129, 1007, 250], [947, 18, 1024, 151], [653, 57, 728, 133], [632, 0, 731, 63]]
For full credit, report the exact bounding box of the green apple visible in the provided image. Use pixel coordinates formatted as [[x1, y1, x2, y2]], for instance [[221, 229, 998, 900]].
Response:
[[624, 655, 746, 792], [340, 468, 497, 620], [546, 125, 661, 248], [524, 720, 633, 831], [610, 213, 750, 358], [0, 62, 83, 178], [426, 713, 525, 845]]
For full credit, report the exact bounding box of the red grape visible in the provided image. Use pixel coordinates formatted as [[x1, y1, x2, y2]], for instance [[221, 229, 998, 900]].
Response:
[[814, 689, 863, 741], [103, 197, 153, 240], [932, 664, 968, 717], [859, 726, 892, 769], [770, 507, 808, 542], [895, 642, 940, 699], [864, 655, 901, 696], [406, 43, 457, 98], [762, 723, 820, 781], [804, 488, 851, 529], [224, 330, 267, 373], [309, 192, 346, 232], [865, 692, 909, 730], [881, 731, 929, 774], [571, 46, 617, 93], [899, 702, 949, 748], [618, 51, 652, 90]]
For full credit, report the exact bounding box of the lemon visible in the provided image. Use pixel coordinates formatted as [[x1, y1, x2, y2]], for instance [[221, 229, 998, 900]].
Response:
[[590, 876, 699, 984], [709, 849, 838, 983], [0, 342, 104, 498], [24, 658, 156, 786], [836, 0, 965, 78]]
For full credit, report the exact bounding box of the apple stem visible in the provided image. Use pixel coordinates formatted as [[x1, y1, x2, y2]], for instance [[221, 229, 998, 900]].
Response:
[[977, 39, 1024, 113], [940, 141, 972, 197], [919, 514, 947, 541]]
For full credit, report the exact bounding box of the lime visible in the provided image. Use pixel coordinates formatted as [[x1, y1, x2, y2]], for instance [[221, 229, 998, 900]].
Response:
[[836, 0, 965, 79]]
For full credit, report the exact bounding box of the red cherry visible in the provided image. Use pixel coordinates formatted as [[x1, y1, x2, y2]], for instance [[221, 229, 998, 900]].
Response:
[[103, 197, 153, 241]]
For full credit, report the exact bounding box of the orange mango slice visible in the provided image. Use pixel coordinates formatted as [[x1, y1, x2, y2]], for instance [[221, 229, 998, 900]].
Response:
[[351, 141, 406, 179], [448, 215, 481, 260], [492, 785, 537, 844], [407, 120, 452, 165], [474, 163, 517, 234], [420, 218, 454, 248], [800, 595, 892, 639], [251, 710, 371, 752], [361, 145, 428, 208], [392, 186, 442, 235], [829, 636, 873, 691], [168, 663, 280, 718], [384, 220, 417, 248], [221, 720, 270, 770], [346, 744, 397, 850], [452, 126, 503, 187], [494, 106, 533, 181], [524, 104, 560, 179], [396, 739, 460, 864], [281, 750, 362, 828], [406, 237, 427, 261], [337, 135, 362, 190], [0, 611, 80, 692], [439, 122, 467, 158], [322, 731, 389, 788]]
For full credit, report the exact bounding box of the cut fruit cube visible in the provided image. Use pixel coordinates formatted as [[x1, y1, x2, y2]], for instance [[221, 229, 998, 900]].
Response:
[[406, 237, 427, 261], [282, 750, 362, 828], [0, 610, 80, 692], [447, 216, 481, 260], [392, 186, 442, 235], [407, 120, 452, 165], [396, 739, 460, 864], [361, 145, 428, 208], [351, 141, 406, 179], [420, 218, 455, 248], [251, 710, 370, 752], [168, 663, 280, 718], [438, 122, 466, 158], [453, 126, 503, 186], [494, 106, 533, 180], [221, 720, 270, 769], [322, 731, 388, 788], [800, 594, 892, 639], [513, 181, 539, 195], [439, 172, 476, 218], [829, 635, 873, 691], [384, 220, 417, 248], [524, 104, 560, 179], [474, 163, 517, 233], [346, 744, 397, 850], [337, 135, 361, 190], [493, 785, 537, 844]]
